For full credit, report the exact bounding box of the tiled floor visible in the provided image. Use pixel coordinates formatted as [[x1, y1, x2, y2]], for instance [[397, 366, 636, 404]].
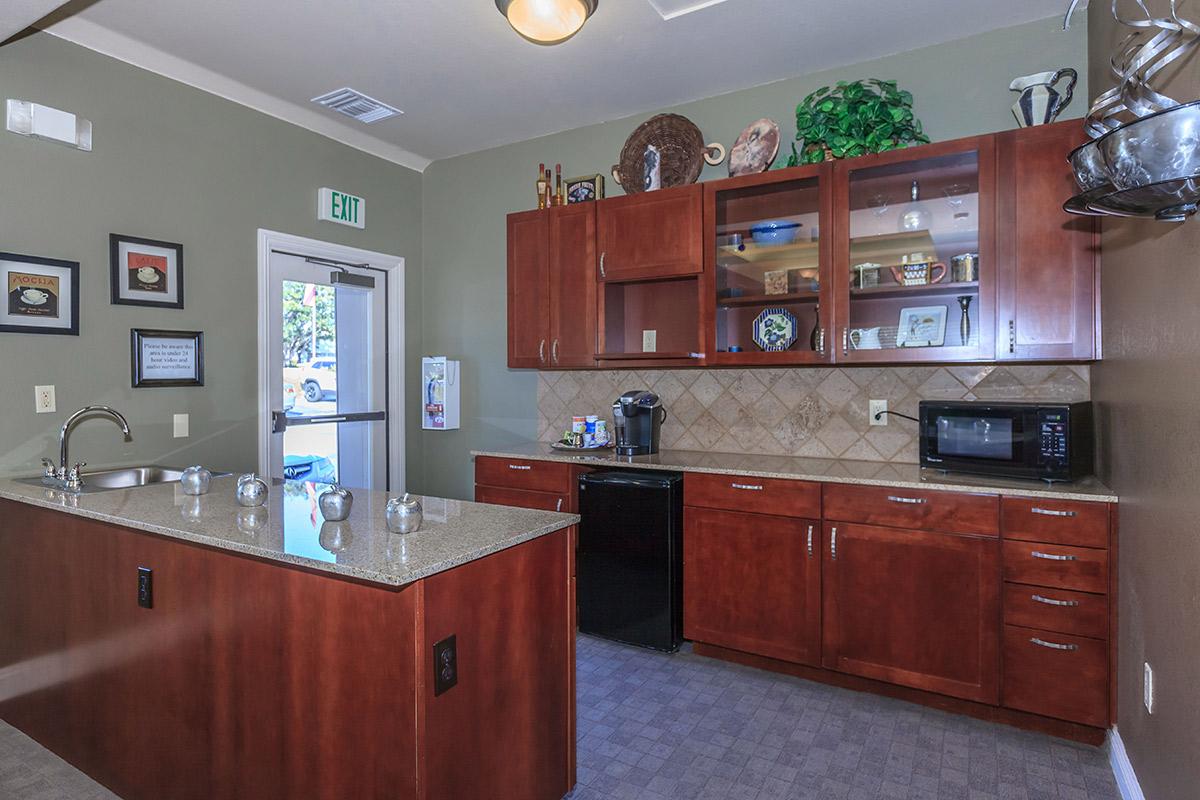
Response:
[[1, 635, 1120, 800]]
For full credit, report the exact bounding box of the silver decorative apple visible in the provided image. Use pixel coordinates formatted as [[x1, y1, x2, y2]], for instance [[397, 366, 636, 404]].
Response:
[[180, 465, 212, 496], [385, 493, 423, 534], [235, 473, 269, 507], [318, 483, 353, 521]]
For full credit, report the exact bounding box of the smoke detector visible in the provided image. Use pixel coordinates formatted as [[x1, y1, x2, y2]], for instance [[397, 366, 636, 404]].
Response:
[[311, 88, 403, 124]]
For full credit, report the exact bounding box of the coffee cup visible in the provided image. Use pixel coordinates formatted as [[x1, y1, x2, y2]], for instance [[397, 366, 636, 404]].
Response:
[[849, 327, 883, 350], [137, 267, 160, 282], [21, 288, 47, 303]]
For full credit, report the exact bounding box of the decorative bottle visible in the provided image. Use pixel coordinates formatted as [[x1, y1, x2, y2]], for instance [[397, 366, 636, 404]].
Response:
[[536, 163, 548, 210]]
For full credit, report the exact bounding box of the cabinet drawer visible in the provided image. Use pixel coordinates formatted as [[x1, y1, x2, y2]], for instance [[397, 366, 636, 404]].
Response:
[[474, 485, 570, 513], [823, 484, 998, 536], [684, 473, 820, 518], [1003, 583, 1107, 639], [474, 456, 573, 494], [1002, 497, 1109, 549], [1002, 540, 1108, 594], [1003, 624, 1108, 727]]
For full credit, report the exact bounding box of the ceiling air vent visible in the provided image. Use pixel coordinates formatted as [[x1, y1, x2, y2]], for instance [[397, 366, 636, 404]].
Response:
[[311, 88, 403, 124], [646, 0, 731, 20]]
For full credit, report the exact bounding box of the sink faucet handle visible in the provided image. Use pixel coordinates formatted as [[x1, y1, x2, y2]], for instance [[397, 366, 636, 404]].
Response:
[[68, 462, 87, 481], [41, 457, 58, 477]]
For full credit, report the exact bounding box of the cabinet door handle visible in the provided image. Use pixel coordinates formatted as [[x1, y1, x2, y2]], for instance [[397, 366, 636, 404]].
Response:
[[599, 251, 606, 279], [1030, 637, 1078, 652], [1031, 550, 1078, 561], [1009, 320, 1016, 354], [887, 495, 927, 505], [1032, 593, 1080, 607], [538, 339, 546, 365], [556, 498, 563, 512], [507, 464, 532, 471], [830, 526, 838, 560], [1031, 507, 1076, 518], [730, 482, 763, 491], [841, 327, 849, 356], [817, 327, 826, 356], [552, 339, 560, 365], [806, 524, 814, 558]]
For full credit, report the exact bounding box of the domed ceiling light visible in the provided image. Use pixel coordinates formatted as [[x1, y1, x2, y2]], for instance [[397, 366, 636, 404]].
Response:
[[495, 0, 598, 45]]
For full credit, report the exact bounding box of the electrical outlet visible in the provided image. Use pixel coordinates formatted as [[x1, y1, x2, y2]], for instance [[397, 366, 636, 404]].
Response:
[[433, 635, 458, 696], [173, 413, 189, 438], [34, 385, 55, 414], [869, 399, 888, 425], [1144, 662, 1154, 714], [642, 329, 657, 353]]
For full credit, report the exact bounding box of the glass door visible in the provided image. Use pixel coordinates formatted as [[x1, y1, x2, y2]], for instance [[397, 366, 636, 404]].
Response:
[[834, 138, 995, 363], [267, 250, 389, 490], [706, 163, 832, 365]]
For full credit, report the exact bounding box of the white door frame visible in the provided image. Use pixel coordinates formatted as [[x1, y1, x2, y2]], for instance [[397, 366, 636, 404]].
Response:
[[256, 229, 405, 492]]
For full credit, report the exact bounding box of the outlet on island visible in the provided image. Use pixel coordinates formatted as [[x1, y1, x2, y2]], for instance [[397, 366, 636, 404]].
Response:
[[433, 635, 458, 696]]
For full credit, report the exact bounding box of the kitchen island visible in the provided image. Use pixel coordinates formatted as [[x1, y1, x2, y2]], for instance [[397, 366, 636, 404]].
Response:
[[0, 476, 578, 800]]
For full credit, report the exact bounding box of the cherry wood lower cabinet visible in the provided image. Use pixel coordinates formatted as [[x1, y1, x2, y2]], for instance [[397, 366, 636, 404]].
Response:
[[821, 522, 1000, 704], [0, 500, 575, 800], [683, 508, 821, 665]]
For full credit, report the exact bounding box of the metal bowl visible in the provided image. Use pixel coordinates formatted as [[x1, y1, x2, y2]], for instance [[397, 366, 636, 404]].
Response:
[[1067, 140, 1110, 192], [1063, 184, 1117, 216], [1096, 100, 1200, 191], [1087, 177, 1200, 221]]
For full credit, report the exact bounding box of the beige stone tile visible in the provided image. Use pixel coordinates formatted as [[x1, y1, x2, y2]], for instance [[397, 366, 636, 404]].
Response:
[[841, 438, 885, 462], [689, 372, 724, 407], [916, 369, 969, 400], [668, 390, 704, 428], [688, 411, 725, 449], [972, 367, 1026, 399], [945, 365, 994, 389], [864, 427, 913, 460], [816, 369, 861, 410], [816, 413, 860, 457]]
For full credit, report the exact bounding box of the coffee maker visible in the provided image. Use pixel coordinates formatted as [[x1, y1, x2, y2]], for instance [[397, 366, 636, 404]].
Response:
[[612, 390, 667, 456]]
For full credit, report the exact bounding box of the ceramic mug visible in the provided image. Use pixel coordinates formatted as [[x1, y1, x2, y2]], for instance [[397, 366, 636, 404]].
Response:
[[849, 327, 883, 350]]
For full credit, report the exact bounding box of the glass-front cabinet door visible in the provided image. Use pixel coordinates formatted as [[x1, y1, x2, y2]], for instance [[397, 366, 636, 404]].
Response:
[[834, 137, 995, 363], [705, 164, 833, 365]]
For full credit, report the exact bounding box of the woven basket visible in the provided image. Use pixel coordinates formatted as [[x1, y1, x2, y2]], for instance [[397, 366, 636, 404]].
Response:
[[612, 114, 709, 193]]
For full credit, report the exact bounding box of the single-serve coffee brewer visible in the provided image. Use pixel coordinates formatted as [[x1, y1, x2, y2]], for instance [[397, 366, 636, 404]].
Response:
[[612, 390, 667, 456]]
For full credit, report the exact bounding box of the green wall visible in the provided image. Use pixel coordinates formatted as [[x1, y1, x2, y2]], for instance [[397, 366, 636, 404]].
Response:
[[416, 14, 1088, 500], [0, 33, 423, 481]]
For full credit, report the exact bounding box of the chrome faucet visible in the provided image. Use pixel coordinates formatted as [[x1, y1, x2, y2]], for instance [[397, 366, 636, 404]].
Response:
[[49, 405, 132, 491]]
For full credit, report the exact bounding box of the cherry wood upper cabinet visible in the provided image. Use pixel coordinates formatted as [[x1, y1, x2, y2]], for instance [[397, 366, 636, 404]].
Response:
[[684, 508, 821, 666], [597, 184, 703, 281], [822, 522, 1000, 704], [996, 120, 1098, 361], [549, 204, 598, 368], [507, 209, 550, 368]]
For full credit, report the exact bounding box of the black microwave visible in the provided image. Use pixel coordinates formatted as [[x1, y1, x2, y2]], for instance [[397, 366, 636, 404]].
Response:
[[919, 401, 1093, 483]]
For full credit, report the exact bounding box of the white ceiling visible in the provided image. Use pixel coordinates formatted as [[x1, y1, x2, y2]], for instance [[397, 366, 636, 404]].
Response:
[[42, 0, 1071, 170], [1, 1, 71, 42]]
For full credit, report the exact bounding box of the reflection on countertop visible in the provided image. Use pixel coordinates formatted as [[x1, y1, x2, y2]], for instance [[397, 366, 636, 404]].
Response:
[[0, 476, 579, 587], [471, 443, 1117, 503]]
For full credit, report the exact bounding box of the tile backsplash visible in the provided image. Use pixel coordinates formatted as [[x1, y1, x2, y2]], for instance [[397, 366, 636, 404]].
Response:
[[537, 365, 1090, 464]]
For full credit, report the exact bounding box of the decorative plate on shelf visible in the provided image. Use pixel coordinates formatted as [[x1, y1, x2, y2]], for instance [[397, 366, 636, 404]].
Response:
[[751, 307, 798, 352]]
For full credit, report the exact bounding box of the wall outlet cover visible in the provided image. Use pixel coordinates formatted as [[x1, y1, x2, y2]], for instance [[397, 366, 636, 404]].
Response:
[[173, 413, 189, 438], [35, 385, 55, 414], [869, 399, 888, 425], [642, 330, 657, 353]]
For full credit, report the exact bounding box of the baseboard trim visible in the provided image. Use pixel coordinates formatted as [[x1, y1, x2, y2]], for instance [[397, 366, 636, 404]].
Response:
[[1108, 728, 1146, 800]]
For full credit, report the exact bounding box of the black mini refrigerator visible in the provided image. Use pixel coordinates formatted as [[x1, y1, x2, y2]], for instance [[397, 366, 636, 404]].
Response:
[[577, 470, 683, 652]]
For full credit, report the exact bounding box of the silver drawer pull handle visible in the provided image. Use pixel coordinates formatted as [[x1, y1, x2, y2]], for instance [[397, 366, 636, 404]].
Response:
[[1030, 637, 1078, 652], [731, 483, 763, 491], [806, 524, 814, 558], [830, 526, 838, 560], [507, 464, 532, 471], [887, 495, 927, 505], [1032, 594, 1080, 607], [1032, 550, 1078, 561], [1031, 507, 1077, 518], [556, 498, 563, 512]]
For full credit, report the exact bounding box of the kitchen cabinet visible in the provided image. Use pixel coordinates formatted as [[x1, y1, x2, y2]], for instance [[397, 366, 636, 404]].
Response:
[[996, 120, 1098, 361], [822, 521, 1000, 704], [507, 209, 550, 368], [596, 184, 703, 281]]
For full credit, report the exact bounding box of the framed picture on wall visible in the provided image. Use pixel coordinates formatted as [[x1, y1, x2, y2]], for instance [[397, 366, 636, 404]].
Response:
[[0, 251, 80, 336], [131, 328, 204, 387], [110, 234, 184, 309]]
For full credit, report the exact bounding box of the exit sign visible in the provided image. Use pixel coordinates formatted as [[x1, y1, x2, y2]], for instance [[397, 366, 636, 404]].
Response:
[[318, 187, 365, 229]]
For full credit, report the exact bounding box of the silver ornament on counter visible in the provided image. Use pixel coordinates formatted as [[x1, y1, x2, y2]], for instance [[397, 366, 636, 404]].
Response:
[[385, 493, 423, 534], [180, 465, 212, 496], [235, 473, 269, 507], [318, 483, 353, 521]]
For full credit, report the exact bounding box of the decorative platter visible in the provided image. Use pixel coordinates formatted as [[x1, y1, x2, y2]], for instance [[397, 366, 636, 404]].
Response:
[[751, 307, 799, 352], [729, 118, 781, 176]]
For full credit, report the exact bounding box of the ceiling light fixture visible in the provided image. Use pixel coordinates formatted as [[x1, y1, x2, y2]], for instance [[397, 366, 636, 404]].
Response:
[[495, 0, 598, 45]]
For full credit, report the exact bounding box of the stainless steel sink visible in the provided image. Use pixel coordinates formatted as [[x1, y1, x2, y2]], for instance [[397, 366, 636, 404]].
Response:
[[14, 465, 223, 493]]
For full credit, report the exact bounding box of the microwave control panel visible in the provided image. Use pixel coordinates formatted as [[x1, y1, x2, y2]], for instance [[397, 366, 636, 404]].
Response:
[[1038, 411, 1069, 464]]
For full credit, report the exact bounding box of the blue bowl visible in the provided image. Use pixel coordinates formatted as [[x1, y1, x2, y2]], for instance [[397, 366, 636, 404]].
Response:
[[749, 220, 801, 245]]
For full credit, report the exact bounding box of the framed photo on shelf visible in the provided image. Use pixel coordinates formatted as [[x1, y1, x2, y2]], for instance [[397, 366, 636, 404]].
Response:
[[565, 174, 605, 204], [131, 328, 204, 387], [110, 234, 184, 309], [0, 252, 80, 336], [896, 305, 948, 348]]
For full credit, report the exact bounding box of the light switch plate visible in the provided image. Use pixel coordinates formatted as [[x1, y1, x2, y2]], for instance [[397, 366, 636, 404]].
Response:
[[869, 399, 888, 426], [35, 385, 55, 414], [173, 413, 189, 438], [642, 330, 657, 353]]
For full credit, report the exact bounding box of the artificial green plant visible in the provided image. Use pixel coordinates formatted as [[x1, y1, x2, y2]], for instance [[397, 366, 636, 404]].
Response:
[[786, 79, 930, 166]]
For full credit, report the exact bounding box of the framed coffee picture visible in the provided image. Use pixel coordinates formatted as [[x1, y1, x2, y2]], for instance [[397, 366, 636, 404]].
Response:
[[0, 252, 80, 336], [131, 329, 204, 387], [110, 234, 184, 309]]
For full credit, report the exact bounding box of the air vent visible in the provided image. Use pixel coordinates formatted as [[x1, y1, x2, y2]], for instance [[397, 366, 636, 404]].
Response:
[[646, 0, 731, 20], [311, 88, 403, 124]]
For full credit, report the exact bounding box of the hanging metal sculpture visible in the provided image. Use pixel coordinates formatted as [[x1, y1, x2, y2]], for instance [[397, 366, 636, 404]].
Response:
[[1063, 0, 1200, 221]]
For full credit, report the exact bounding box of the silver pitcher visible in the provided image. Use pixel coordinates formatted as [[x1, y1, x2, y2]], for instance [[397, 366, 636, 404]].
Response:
[[1010, 69, 1077, 127], [318, 483, 353, 521], [385, 493, 423, 534], [235, 473, 269, 507], [180, 465, 212, 496]]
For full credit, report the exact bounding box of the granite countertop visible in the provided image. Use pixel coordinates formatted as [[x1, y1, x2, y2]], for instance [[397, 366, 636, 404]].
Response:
[[0, 476, 579, 587], [471, 443, 1118, 503]]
